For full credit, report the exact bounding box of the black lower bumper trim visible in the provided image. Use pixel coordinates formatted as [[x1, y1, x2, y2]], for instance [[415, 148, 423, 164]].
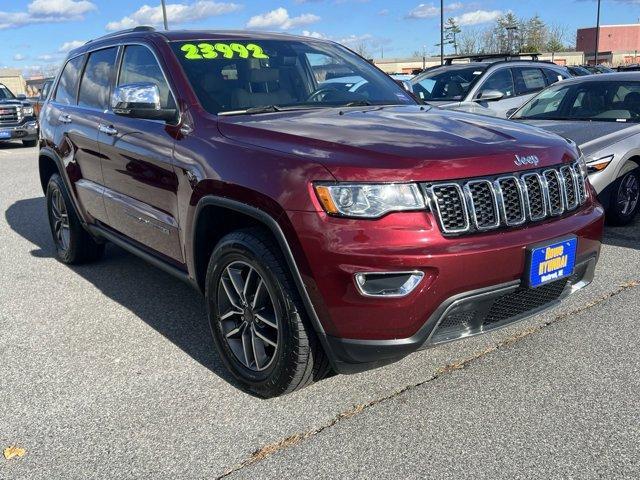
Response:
[[328, 256, 597, 374]]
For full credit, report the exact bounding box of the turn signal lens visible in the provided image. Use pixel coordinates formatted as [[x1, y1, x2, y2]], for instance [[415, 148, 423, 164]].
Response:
[[586, 154, 613, 173]]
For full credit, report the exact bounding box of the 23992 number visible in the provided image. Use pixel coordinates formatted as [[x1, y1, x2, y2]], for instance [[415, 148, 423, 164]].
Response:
[[180, 42, 269, 60]]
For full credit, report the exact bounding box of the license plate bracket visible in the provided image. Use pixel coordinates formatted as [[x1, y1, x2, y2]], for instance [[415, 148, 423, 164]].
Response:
[[526, 236, 577, 288]]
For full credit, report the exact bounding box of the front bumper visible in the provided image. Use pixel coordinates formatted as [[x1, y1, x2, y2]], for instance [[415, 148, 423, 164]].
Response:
[[0, 119, 38, 142], [288, 200, 604, 373]]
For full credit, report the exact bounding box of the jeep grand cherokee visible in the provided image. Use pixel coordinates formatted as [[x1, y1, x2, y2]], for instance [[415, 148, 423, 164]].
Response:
[[38, 27, 604, 397]]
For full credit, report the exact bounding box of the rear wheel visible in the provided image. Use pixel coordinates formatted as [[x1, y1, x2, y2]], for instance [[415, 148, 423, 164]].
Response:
[[205, 228, 329, 398], [46, 174, 105, 264], [607, 168, 640, 226]]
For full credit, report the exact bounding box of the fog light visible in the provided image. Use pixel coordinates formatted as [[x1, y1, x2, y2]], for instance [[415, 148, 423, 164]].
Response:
[[354, 271, 424, 298]]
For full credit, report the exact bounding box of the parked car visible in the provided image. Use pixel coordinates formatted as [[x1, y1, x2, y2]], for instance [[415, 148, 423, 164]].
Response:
[[618, 64, 640, 72], [511, 73, 640, 225], [582, 65, 615, 74], [39, 27, 603, 397], [0, 82, 38, 147], [409, 53, 570, 117], [567, 65, 592, 77], [33, 78, 54, 118]]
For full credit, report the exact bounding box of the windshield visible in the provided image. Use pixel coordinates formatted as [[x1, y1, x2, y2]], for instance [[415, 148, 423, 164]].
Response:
[[513, 80, 640, 122], [0, 85, 15, 100], [171, 39, 415, 115], [410, 66, 486, 101]]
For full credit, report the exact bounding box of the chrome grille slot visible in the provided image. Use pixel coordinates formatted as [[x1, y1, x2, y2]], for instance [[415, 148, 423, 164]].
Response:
[[522, 173, 547, 220], [495, 176, 526, 226], [543, 169, 565, 216], [465, 180, 500, 230], [560, 165, 578, 210], [423, 162, 589, 236], [427, 184, 469, 234]]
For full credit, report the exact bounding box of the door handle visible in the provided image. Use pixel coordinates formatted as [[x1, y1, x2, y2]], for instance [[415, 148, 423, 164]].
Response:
[[98, 124, 118, 136], [58, 114, 72, 124]]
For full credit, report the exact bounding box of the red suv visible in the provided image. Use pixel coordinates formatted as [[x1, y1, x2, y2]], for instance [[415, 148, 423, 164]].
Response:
[[38, 27, 604, 397]]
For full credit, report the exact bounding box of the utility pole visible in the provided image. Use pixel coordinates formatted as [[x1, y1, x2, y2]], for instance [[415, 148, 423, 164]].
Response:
[[161, 0, 169, 30], [594, 0, 601, 65], [440, 0, 444, 65]]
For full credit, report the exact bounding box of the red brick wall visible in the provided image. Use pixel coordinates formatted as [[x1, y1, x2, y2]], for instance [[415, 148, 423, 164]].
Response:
[[577, 25, 640, 52]]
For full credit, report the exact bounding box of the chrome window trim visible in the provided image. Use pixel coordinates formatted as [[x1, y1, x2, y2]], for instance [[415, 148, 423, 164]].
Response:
[[494, 175, 527, 226], [427, 183, 470, 234], [464, 179, 501, 230], [542, 168, 565, 216]]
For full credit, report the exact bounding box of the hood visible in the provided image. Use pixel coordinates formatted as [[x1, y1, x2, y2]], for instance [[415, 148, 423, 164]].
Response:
[[0, 99, 24, 107], [217, 105, 576, 182], [516, 119, 640, 158]]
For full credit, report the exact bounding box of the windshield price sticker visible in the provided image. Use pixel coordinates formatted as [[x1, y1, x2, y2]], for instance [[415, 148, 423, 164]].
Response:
[[180, 43, 269, 60]]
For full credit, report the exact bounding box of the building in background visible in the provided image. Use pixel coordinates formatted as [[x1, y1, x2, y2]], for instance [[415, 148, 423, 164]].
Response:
[[577, 23, 640, 65], [0, 68, 26, 95]]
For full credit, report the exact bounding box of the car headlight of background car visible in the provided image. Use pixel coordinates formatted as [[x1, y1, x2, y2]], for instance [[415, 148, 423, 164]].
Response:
[[585, 154, 614, 174], [314, 183, 427, 218]]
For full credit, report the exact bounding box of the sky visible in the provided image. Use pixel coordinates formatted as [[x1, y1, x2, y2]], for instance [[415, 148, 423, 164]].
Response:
[[1, 0, 639, 76]]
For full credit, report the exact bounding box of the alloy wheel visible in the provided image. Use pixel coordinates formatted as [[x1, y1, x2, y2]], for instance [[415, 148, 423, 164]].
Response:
[[617, 172, 640, 216], [50, 187, 70, 251], [216, 261, 280, 372]]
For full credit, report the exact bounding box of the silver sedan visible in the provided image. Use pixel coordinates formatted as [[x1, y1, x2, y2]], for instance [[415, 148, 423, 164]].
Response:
[[511, 73, 640, 225]]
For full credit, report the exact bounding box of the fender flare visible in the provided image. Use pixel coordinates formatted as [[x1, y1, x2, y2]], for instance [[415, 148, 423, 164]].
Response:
[[192, 195, 342, 370]]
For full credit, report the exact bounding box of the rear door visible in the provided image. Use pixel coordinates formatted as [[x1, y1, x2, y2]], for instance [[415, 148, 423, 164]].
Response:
[[511, 66, 548, 111], [97, 43, 183, 263]]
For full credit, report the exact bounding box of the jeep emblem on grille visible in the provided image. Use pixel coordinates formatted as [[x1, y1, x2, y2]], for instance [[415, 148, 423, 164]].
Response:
[[514, 155, 540, 167]]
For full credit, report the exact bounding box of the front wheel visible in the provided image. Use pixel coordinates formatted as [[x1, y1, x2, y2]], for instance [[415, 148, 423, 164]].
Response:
[[607, 168, 640, 226], [205, 228, 329, 398]]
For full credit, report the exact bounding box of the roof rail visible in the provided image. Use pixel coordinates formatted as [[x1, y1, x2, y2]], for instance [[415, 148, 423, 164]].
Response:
[[444, 52, 541, 65], [84, 26, 156, 45]]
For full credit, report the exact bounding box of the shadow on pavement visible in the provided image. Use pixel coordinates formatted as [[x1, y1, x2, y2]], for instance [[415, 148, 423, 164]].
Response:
[[5, 196, 245, 391], [602, 216, 640, 250]]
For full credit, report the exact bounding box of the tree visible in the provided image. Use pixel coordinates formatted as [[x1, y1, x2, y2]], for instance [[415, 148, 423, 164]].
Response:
[[522, 15, 547, 52], [354, 41, 371, 59], [458, 27, 479, 55], [444, 18, 462, 55]]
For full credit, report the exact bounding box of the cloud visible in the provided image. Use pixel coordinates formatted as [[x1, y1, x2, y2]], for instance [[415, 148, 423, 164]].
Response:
[[59, 40, 86, 52], [13, 53, 26, 61], [0, 0, 96, 30], [406, 2, 463, 19], [302, 30, 327, 39], [247, 7, 320, 30], [453, 9, 502, 26], [106, 1, 241, 31]]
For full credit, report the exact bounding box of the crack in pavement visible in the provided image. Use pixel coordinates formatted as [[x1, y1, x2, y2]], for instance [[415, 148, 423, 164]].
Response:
[[217, 279, 640, 479]]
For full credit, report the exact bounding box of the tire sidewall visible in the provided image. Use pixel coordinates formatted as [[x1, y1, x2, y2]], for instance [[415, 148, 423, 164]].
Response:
[[610, 169, 640, 225], [206, 237, 297, 394], [46, 174, 76, 263]]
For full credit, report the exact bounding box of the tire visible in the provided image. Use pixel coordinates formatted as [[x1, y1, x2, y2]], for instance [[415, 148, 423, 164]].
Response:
[[205, 228, 329, 398], [607, 168, 640, 226], [22, 139, 38, 148], [46, 174, 105, 264]]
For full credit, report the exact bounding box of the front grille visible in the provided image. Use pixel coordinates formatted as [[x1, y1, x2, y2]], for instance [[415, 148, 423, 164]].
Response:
[[423, 163, 588, 236], [0, 106, 20, 125]]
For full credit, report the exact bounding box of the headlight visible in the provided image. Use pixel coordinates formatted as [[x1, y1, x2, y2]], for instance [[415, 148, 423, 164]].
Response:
[[314, 183, 426, 218], [585, 154, 613, 173], [22, 106, 34, 116]]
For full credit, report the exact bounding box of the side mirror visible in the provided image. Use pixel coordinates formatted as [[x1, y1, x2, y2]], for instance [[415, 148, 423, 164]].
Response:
[[394, 79, 413, 93], [477, 89, 504, 102], [112, 82, 177, 122], [16, 93, 27, 101]]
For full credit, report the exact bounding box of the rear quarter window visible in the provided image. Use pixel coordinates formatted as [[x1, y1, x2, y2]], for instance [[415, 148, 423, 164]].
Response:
[[53, 55, 84, 105]]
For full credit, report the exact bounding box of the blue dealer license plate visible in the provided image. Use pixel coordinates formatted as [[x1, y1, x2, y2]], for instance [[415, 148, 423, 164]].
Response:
[[528, 237, 577, 288], [0, 131, 11, 139]]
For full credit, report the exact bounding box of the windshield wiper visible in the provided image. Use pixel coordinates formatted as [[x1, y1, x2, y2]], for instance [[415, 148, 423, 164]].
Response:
[[341, 100, 373, 107]]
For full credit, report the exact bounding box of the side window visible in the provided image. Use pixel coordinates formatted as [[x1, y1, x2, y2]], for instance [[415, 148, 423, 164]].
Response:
[[477, 69, 514, 98], [78, 47, 118, 110], [53, 55, 84, 105], [543, 68, 566, 86], [513, 68, 546, 96], [41, 80, 52, 100], [118, 45, 175, 109]]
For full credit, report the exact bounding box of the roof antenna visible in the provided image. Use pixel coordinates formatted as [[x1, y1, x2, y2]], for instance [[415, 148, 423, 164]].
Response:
[[161, 0, 169, 30]]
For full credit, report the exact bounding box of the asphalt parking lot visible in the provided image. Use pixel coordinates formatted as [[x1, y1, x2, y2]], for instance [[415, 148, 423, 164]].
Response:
[[1, 143, 638, 479]]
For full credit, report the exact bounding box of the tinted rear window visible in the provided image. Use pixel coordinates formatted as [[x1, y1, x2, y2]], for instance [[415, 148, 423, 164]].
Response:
[[54, 55, 84, 105]]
